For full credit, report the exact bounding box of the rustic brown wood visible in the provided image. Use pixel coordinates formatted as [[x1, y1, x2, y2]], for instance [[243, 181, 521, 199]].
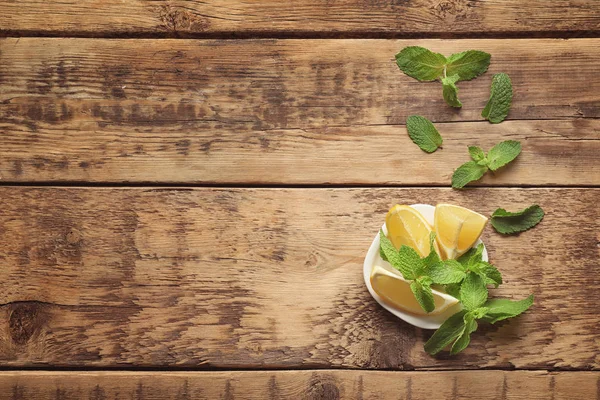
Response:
[[0, 187, 598, 369], [0, 370, 598, 400], [1, 38, 599, 184], [1, 1, 600, 37]]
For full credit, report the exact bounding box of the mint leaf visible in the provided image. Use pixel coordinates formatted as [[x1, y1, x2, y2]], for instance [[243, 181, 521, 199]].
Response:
[[487, 140, 521, 171], [428, 260, 466, 284], [468, 146, 486, 163], [450, 315, 478, 355], [395, 46, 446, 82], [379, 230, 400, 264], [410, 280, 435, 313], [460, 273, 488, 311], [406, 116, 443, 153], [451, 161, 488, 189], [442, 74, 462, 108], [483, 295, 534, 324], [457, 243, 484, 267], [424, 310, 467, 355], [478, 262, 503, 287], [446, 50, 491, 81], [482, 73, 513, 123], [396, 245, 424, 280], [423, 232, 441, 268], [491, 205, 544, 234]]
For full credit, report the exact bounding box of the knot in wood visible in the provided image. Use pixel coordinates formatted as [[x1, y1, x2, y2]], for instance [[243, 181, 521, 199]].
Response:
[[66, 228, 82, 244], [9, 303, 44, 345]]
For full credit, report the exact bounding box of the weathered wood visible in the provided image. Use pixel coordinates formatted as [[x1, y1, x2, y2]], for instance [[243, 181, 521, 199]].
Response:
[[0, 370, 598, 400], [0, 187, 598, 369], [1, 1, 600, 37], [1, 38, 599, 184]]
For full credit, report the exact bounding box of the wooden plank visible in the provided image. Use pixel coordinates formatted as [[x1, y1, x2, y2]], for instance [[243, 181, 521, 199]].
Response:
[[0, 370, 598, 400], [0, 187, 598, 369], [1, 38, 599, 184], [1, 1, 599, 37]]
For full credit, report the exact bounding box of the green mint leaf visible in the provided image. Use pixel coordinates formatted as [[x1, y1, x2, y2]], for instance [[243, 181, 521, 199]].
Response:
[[446, 50, 491, 81], [442, 74, 462, 108], [395, 46, 447, 82], [460, 273, 488, 311], [396, 245, 424, 280], [379, 230, 398, 264], [491, 205, 544, 234], [445, 283, 461, 299], [428, 260, 466, 284], [406, 116, 443, 153], [450, 315, 478, 355], [468, 146, 486, 163], [487, 140, 521, 171], [482, 73, 513, 123], [424, 310, 467, 355], [483, 295, 534, 324], [423, 232, 442, 268], [451, 161, 488, 189], [478, 262, 503, 287], [410, 280, 435, 313], [457, 243, 484, 267]]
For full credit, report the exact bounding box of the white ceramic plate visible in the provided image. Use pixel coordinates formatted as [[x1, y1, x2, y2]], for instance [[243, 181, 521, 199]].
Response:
[[363, 204, 488, 329]]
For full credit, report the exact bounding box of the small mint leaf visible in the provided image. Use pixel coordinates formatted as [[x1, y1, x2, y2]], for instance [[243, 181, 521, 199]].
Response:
[[424, 310, 467, 355], [446, 50, 491, 81], [451, 161, 488, 189], [410, 280, 435, 313], [482, 73, 513, 123], [468, 146, 486, 163], [460, 273, 488, 311], [406, 116, 443, 153], [487, 140, 521, 171], [491, 205, 544, 234], [428, 260, 466, 285], [442, 74, 462, 108], [395, 46, 447, 82], [483, 295, 534, 324]]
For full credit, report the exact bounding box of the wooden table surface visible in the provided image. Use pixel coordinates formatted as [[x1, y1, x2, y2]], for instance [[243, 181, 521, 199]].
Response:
[[0, 2, 599, 399]]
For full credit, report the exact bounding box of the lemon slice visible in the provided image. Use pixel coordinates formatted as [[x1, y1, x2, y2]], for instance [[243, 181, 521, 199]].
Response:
[[385, 205, 440, 258], [434, 204, 488, 260], [370, 265, 459, 316]]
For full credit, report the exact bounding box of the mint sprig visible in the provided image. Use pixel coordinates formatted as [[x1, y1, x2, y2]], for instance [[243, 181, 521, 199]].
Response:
[[491, 205, 544, 234], [379, 230, 444, 313], [482, 73, 513, 123], [406, 116, 443, 153], [425, 294, 533, 355], [452, 141, 522, 188], [423, 243, 533, 355], [395, 46, 491, 107]]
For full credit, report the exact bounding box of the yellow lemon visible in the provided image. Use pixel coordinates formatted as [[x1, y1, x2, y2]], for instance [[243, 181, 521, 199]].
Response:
[[370, 265, 459, 315], [434, 203, 488, 260], [385, 205, 440, 258]]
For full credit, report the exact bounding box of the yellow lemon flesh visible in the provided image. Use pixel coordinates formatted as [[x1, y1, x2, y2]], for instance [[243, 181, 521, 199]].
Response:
[[434, 204, 488, 260], [385, 205, 440, 258], [370, 265, 459, 316]]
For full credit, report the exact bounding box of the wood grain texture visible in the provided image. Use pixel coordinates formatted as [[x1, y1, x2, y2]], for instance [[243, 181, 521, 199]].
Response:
[[0, 187, 598, 369], [1, 38, 599, 184], [1, 370, 599, 400], [1, 1, 599, 37]]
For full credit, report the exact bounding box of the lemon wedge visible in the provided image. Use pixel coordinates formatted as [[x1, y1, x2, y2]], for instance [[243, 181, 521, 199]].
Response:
[[434, 204, 488, 260], [385, 205, 440, 258], [370, 265, 459, 316]]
